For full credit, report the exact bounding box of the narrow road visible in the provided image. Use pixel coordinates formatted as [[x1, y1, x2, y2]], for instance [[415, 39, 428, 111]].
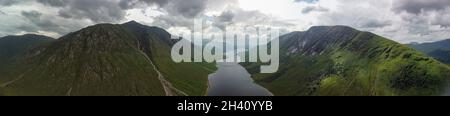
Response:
[[138, 50, 188, 96]]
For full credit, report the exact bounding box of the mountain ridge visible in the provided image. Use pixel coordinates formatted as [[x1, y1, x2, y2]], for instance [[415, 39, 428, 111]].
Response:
[[0, 21, 215, 96], [408, 39, 450, 65], [1, 23, 168, 95], [243, 25, 450, 96]]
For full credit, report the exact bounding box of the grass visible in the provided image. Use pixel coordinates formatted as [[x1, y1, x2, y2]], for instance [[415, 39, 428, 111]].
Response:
[[1, 24, 166, 96], [243, 29, 450, 96]]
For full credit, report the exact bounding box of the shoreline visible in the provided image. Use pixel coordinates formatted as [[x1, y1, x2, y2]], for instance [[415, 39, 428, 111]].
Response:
[[204, 73, 213, 96], [204, 62, 218, 96]]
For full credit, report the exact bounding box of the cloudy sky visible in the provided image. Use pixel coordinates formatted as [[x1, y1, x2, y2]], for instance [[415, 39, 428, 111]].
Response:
[[1, 0, 450, 43]]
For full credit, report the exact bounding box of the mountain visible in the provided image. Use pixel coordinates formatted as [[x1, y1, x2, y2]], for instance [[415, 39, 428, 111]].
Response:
[[242, 26, 450, 96], [0, 34, 54, 85], [429, 49, 450, 64], [1, 24, 165, 96], [408, 39, 450, 53], [0, 21, 214, 96], [0, 34, 54, 64], [408, 39, 450, 64], [121, 21, 216, 96]]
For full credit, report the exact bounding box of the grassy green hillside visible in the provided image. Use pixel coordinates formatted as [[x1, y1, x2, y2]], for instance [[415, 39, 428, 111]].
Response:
[[1, 24, 165, 96], [147, 36, 215, 95], [243, 26, 450, 96], [122, 21, 216, 96], [1, 21, 215, 96]]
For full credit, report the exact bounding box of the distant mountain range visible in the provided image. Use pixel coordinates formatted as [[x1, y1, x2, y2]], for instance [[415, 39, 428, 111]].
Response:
[[242, 26, 450, 96], [0, 21, 214, 96], [408, 39, 450, 64], [0, 34, 54, 65]]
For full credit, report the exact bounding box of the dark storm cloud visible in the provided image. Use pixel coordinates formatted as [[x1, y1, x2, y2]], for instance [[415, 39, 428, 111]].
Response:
[[393, 0, 450, 28], [153, 15, 193, 29], [35, 0, 208, 23], [393, 0, 450, 14], [360, 19, 391, 28], [301, 6, 329, 14], [119, 0, 209, 18], [217, 11, 234, 22], [214, 11, 235, 30], [37, 0, 146, 23], [119, 0, 168, 9], [0, 10, 5, 15], [55, 0, 126, 23], [14, 0, 214, 36], [0, 0, 23, 6], [294, 0, 319, 4], [164, 0, 208, 18], [218, 8, 272, 24], [21, 10, 64, 34], [21, 11, 43, 19], [37, 0, 68, 7], [211, 7, 294, 31]]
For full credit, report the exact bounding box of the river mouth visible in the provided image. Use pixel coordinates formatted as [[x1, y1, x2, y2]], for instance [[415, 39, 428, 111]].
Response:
[[206, 62, 273, 96]]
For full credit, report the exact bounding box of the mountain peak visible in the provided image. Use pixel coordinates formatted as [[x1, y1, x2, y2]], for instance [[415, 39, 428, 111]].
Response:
[[128, 20, 138, 23], [121, 20, 172, 44], [1, 34, 54, 41], [122, 20, 168, 33], [282, 25, 365, 56], [55, 23, 139, 54], [123, 20, 143, 26], [308, 25, 356, 32]]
